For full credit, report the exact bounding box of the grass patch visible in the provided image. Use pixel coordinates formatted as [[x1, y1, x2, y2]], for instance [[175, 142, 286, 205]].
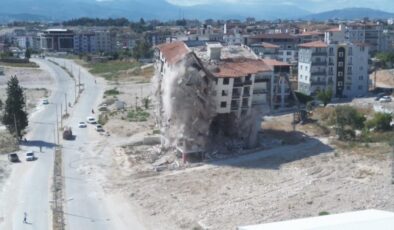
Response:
[[104, 88, 120, 96], [0, 61, 39, 68], [127, 108, 149, 122], [88, 60, 141, 81], [319, 211, 330, 216]]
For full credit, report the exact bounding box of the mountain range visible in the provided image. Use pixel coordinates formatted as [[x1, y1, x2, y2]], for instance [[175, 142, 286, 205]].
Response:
[[0, 0, 393, 22]]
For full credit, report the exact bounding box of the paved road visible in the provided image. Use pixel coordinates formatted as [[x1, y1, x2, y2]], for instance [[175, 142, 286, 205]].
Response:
[[51, 58, 146, 230], [0, 57, 75, 230]]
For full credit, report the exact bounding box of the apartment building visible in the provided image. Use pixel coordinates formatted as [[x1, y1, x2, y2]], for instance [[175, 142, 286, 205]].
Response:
[[246, 33, 298, 63], [73, 31, 97, 54], [345, 22, 385, 54], [154, 41, 292, 154], [298, 40, 369, 98], [249, 42, 280, 59]]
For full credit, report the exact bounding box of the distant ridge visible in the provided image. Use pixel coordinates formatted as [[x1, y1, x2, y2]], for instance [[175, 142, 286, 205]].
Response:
[[303, 7, 394, 20]]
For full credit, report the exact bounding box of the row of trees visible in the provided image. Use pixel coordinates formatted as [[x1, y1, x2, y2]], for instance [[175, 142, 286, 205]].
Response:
[[1, 76, 28, 139]]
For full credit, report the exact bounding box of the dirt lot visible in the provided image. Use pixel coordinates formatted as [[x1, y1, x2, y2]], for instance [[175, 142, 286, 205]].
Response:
[[81, 105, 391, 230], [0, 65, 52, 114], [78, 61, 394, 229]]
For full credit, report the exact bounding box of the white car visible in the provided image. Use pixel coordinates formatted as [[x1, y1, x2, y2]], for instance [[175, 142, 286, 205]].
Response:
[[86, 116, 96, 124], [42, 99, 49, 105], [78, 122, 87, 128], [25, 151, 35, 161], [95, 124, 104, 132], [379, 96, 392, 103]]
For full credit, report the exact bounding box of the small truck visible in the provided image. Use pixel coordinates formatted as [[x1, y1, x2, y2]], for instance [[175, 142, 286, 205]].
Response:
[[63, 126, 73, 140]]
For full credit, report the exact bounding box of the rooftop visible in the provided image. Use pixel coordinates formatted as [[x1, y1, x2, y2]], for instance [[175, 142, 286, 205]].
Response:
[[156, 41, 190, 65], [298, 40, 328, 48], [214, 59, 271, 78], [250, 33, 296, 40]]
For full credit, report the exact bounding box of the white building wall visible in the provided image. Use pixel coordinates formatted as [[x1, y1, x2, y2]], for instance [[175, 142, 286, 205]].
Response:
[[214, 78, 234, 114]]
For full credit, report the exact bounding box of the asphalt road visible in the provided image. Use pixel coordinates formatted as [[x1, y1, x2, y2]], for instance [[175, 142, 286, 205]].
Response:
[[0, 57, 75, 230], [51, 58, 146, 230], [0, 57, 146, 230]]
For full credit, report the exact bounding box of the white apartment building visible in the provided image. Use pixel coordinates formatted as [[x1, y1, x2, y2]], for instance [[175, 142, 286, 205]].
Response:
[[74, 32, 97, 54], [298, 40, 369, 98]]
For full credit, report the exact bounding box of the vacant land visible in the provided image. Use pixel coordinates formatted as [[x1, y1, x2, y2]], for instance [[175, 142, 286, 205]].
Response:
[[0, 61, 39, 68]]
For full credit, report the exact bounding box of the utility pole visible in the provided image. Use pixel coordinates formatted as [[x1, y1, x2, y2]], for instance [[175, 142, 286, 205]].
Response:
[[65, 93, 68, 114], [79, 68, 81, 95], [60, 103, 63, 128], [56, 106, 59, 145]]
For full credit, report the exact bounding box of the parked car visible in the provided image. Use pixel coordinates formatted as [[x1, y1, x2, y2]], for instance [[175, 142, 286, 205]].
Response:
[[25, 151, 35, 161], [95, 124, 104, 132], [379, 96, 392, 103], [78, 122, 87, 128], [86, 116, 96, 124], [8, 153, 20, 162], [42, 99, 49, 105]]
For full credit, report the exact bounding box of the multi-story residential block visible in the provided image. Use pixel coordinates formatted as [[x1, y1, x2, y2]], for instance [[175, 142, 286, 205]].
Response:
[[246, 33, 298, 63], [249, 42, 280, 59], [154, 41, 292, 155], [345, 22, 385, 54], [297, 31, 324, 44], [73, 31, 97, 54], [298, 40, 369, 98]]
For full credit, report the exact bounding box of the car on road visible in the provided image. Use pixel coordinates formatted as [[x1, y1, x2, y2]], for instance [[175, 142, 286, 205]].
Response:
[[78, 122, 87, 128], [379, 96, 392, 103], [86, 116, 97, 124], [25, 151, 35, 161], [8, 153, 20, 162], [42, 99, 49, 105], [95, 124, 104, 132]]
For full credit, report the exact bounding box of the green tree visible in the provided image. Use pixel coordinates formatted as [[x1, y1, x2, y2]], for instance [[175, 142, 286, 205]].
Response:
[[2, 76, 28, 138], [335, 105, 365, 140], [316, 89, 333, 106], [366, 112, 392, 131], [132, 40, 152, 60], [25, 48, 31, 59]]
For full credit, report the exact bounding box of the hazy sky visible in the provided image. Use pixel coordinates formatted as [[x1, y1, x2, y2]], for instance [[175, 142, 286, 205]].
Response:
[[166, 0, 394, 13]]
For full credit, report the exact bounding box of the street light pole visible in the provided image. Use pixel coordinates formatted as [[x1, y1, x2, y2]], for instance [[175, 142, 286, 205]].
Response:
[[65, 93, 68, 115]]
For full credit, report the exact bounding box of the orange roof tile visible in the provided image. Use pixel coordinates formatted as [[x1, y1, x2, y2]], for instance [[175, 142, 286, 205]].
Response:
[[156, 41, 190, 65], [298, 40, 328, 48], [262, 59, 292, 67], [215, 59, 271, 78]]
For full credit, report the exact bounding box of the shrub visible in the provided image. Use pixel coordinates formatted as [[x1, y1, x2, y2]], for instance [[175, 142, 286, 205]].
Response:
[[316, 89, 333, 106], [366, 112, 392, 131], [104, 88, 120, 96], [334, 106, 366, 140], [319, 211, 330, 216]]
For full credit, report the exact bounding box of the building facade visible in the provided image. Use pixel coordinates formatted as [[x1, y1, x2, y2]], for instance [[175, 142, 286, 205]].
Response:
[[298, 40, 369, 98]]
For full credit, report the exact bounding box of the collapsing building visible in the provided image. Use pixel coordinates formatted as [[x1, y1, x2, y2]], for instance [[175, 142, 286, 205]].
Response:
[[153, 41, 291, 161]]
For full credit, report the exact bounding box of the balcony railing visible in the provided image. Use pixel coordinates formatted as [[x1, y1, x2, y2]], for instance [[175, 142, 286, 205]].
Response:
[[244, 80, 252, 85], [243, 91, 251, 97], [231, 105, 239, 110], [255, 78, 268, 83], [311, 71, 326, 76], [328, 62, 334, 66], [233, 81, 243, 87], [312, 61, 327, 66], [311, 81, 326, 86], [253, 89, 267, 94], [312, 51, 327, 56], [232, 92, 241, 98]]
